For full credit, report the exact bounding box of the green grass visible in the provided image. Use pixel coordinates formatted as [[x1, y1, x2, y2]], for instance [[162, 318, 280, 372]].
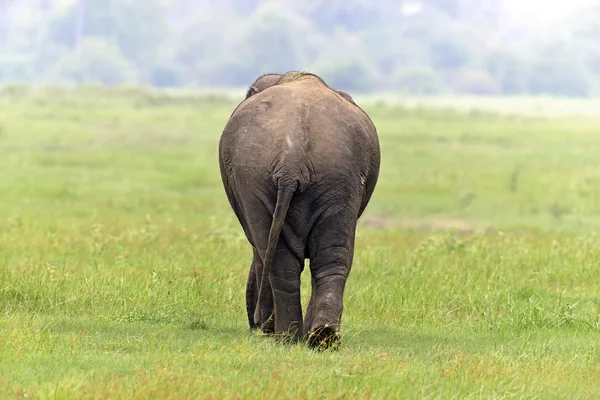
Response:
[[1, 85, 600, 399]]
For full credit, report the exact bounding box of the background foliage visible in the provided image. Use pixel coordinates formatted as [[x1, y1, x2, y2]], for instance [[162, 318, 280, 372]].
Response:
[[1, 0, 599, 96]]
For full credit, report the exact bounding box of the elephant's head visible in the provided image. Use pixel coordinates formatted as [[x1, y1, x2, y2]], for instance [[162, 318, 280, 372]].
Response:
[[245, 72, 357, 106], [245, 74, 283, 99]]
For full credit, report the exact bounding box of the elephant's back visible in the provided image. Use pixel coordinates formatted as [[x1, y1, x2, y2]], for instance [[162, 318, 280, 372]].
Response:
[[232, 81, 374, 140], [220, 80, 379, 182]]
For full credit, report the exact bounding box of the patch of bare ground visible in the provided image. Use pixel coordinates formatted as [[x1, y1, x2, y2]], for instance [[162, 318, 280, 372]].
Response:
[[360, 214, 487, 233]]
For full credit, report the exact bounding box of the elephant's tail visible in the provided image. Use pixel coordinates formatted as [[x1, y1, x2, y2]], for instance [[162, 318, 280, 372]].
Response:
[[257, 181, 297, 325]]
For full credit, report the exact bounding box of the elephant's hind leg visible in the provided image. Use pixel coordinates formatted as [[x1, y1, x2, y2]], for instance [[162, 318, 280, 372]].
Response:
[[305, 213, 357, 350], [246, 260, 258, 329], [270, 240, 304, 343], [247, 248, 274, 333]]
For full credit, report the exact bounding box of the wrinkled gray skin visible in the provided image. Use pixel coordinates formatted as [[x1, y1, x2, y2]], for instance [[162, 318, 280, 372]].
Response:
[[218, 72, 380, 349]]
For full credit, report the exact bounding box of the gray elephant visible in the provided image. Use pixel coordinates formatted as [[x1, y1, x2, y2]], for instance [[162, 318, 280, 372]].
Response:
[[218, 71, 380, 349], [246, 73, 358, 106]]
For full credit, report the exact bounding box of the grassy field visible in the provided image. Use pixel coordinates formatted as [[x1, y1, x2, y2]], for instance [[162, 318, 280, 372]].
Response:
[[1, 85, 600, 399]]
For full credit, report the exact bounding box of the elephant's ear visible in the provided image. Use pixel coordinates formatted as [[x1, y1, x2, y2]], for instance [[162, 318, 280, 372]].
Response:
[[245, 74, 283, 100], [245, 86, 259, 99], [336, 90, 356, 105]]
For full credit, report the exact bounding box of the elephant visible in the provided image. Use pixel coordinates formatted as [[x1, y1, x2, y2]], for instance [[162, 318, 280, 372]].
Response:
[[218, 71, 380, 349], [245, 73, 357, 105]]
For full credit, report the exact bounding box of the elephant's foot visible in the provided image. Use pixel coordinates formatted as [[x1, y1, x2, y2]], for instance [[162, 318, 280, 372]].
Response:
[[307, 325, 341, 351], [274, 323, 302, 344], [257, 314, 274, 335]]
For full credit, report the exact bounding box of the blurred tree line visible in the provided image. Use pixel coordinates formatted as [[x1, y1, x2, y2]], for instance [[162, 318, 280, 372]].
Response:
[[0, 0, 599, 96]]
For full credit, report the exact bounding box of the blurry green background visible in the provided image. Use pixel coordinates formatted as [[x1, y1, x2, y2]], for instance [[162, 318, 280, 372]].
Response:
[[0, 0, 599, 97]]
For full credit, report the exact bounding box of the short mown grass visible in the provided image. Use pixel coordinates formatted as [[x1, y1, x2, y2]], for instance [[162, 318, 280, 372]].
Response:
[[1, 85, 600, 399]]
